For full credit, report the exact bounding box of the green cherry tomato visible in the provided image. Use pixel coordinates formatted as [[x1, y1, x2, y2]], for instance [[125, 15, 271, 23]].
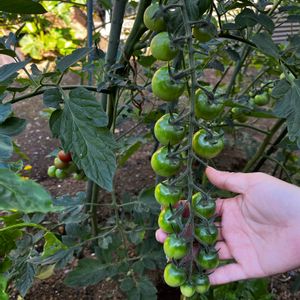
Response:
[[163, 263, 187, 287], [197, 249, 219, 269], [195, 89, 224, 120], [150, 32, 178, 61], [47, 165, 56, 178], [152, 66, 185, 101], [194, 224, 218, 245], [155, 181, 182, 206], [73, 172, 85, 180], [193, 21, 216, 43], [154, 113, 186, 146], [253, 93, 269, 106], [151, 146, 181, 177], [163, 234, 188, 259], [192, 193, 216, 219], [158, 207, 180, 233], [192, 129, 224, 159], [180, 282, 196, 297], [143, 3, 166, 32], [192, 274, 210, 294], [54, 157, 68, 169], [231, 107, 248, 123], [55, 168, 68, 179]]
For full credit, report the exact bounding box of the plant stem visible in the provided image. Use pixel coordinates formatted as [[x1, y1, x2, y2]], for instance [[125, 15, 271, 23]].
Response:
[[217, 123, 270, 135], [243, 119, 285, 172]]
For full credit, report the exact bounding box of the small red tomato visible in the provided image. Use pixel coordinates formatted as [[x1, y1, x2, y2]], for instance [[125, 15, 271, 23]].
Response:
[[58, 150, 72, 162]]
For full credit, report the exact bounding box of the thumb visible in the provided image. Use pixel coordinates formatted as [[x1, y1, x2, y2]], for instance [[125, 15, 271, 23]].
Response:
[[205, 167, 248, 194]]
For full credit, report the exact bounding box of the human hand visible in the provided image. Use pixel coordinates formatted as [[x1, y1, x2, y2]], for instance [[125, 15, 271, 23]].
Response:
[[156, 167, 300, 285]]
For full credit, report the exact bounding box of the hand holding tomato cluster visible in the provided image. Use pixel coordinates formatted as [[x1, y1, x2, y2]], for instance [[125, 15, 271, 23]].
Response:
[[157, 167, 300, 286], [47, 150, 85, 180]]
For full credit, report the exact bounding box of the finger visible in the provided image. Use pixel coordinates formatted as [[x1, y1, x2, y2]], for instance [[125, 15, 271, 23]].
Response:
[[215, 241, 233, 260], [215, 198, 225, 216], [155, 228, 168, 243], [205, 167, 247, 194], [209, 263, 247, 285]]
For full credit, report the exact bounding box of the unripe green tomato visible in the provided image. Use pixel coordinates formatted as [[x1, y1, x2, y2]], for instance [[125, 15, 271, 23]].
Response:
[[151, 146, 182, 177], [65, 162, 78, 174], [193, 26, 214, 43], [73, 172, 85, 180], [192, 129, 224, 159], [54, 157, 68, 169], [163, 263, 187, 287], [194, 224, 218, 245], [163, 234, 188, 259], [155, 181, 182, 206], [195, 89, 224, 120], [192, 274, 210, 294], [231, 107, 248, 123], [196, 249, 219, 269], [55, 168, 68, 179], [158, 207, 180, 233], [253, 93, 269, 106], [150, 32, 178, 61], [47, 165, 56, 178], [143, 3, 166, 32], [154, 113, 186, 146], [151, 66, 185, 101], [192, 193, 216, 219], [180, 283, 196, 297]]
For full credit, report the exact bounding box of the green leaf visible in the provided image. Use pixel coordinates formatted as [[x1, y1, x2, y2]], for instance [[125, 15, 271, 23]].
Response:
[[15, 262, 36, 297], [0, 60, 29, 82], [0, 117, 26, 136], [64, 258, 117, 287], [138, 55, 156, 67], [43, 88, 62, 109], [0, 49, 16, 58], [274, 80, 300, 147], [252, 32, 280, 59], [0, 229, 22, 256], [118, 140, 142, 167], [0, 274, 9, 300], [0, 134, 13, 160], [0, 0, 46, 14], [49, 109, 63, 138], [120, 277, 135, 292], [42, 232, 68, 258], [57, 48, 92, 73], [235, 8, 257, 28], [271, 80, 290, 98], [0, 168, 61, 213], [256, 14, 274, 33], [53, 88, 116, 191]]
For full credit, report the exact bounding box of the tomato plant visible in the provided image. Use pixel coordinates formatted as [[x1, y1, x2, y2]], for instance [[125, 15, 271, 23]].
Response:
[[154, 181, 182, 206], [150, 32, 178, 61], [194, 224, 218, 245], [158, 207, 181, 233], [196, 249, 219, 269], [192, 193, 216, 219], [163, 234, 188, 259], [163, 263, 187, 287]]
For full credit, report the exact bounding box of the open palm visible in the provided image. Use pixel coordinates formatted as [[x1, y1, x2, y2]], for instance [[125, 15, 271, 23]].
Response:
[[206, 167, 300, 285]]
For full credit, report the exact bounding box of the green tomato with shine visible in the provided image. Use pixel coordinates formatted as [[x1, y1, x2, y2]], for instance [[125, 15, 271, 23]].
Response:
[[192, 129, 224, 159], [150, 32, 178, 61], [155, 181, 182, 206], [194, 224, 218, 245], [197, 249, 219, 269], [158, 207, 180, 233], [192, 274, 210, 294], [163, 234, 188, 259], [180, 283, 196, 297], [192, 193, 216, 219], [151, 146, 181, 177], [143, 3, 166, 32], [154, 113, 186, 146], [164, 263, 187, 287], [47, 165, 56, 178], [152, 66, 185, 101]]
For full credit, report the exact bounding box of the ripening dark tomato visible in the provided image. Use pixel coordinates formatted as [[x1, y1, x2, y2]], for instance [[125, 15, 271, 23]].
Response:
[[195, 89, 224, 120], [151, 146, 182, 177], [58, 150, 72, 162], [47, 165, 56, 178], [54, 157, 68, 169], [194, 224, 218, 245], [163, 263, 187, 287], [192, 129, 224, 159], [150, 32, 178, 61], [192, 193, 216, 219], [163, 234, 188, 259], [143, 3, 166, 32], [154, 113, 186, 146], [192, 274, 210, 294], [180, 282, 196, 297], [155, 181, 182, 206], [152, 66, 185, 101], [196, 249, 219, 269], [158, 207, 180, 233]]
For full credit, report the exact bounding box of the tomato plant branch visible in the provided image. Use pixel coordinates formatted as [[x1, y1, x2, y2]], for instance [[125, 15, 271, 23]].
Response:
[[0, 223, 48, 233], [217, 123, 270, 135], [243, 119, 285, 172]]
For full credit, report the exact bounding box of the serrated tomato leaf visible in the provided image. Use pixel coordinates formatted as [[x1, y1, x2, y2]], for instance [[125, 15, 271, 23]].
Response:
[[51, 88, 116, 191]]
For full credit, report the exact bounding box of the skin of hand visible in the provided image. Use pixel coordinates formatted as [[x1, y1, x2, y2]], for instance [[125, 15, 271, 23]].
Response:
[[156, 167, 300, 285]]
